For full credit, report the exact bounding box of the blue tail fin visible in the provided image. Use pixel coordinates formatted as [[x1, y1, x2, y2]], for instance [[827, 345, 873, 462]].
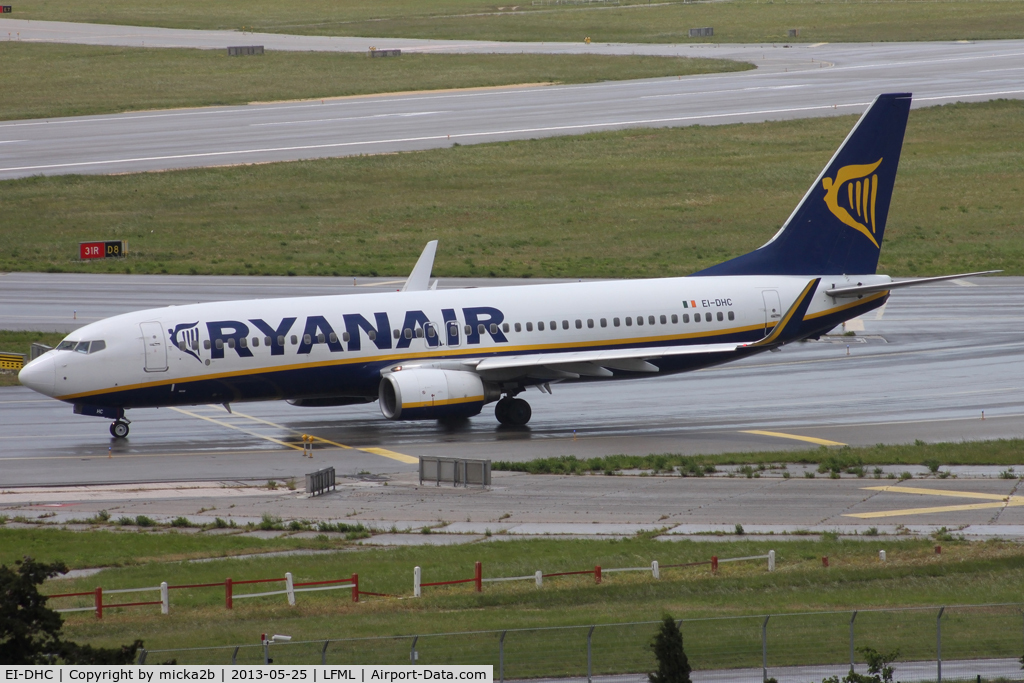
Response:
[[693, 93, 912, 277]]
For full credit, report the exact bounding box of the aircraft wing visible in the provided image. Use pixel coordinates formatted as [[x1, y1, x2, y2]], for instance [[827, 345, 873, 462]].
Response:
[[473, 342, 743, 377]]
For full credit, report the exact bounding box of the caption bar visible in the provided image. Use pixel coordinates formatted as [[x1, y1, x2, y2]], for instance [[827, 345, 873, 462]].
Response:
[[1, 667, 492, 683]]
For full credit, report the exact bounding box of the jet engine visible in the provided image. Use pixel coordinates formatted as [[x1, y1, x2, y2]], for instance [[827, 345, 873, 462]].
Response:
[[379, 369, 497, 420]]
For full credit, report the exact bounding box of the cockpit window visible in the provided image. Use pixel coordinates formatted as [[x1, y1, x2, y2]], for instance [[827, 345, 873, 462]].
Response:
[[74, 341, 90, 354], [57, 340, 106, 353], [89, 341, 106, 353], [57, 340, 78, 351]]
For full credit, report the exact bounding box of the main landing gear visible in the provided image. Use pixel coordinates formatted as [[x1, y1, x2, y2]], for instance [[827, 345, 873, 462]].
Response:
[[494, 396, 531, 426], [110, 419, 130, 438]]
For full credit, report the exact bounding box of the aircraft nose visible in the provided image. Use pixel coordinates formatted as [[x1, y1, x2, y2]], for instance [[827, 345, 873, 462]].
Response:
[[18, 354, 56, 396]]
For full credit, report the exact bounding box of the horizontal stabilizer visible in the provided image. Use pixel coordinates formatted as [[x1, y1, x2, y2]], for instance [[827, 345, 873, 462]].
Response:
[[825, 270, 1001, 298]]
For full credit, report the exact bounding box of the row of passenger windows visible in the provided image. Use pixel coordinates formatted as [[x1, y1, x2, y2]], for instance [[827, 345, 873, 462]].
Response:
[[183, 310, 738, 351]]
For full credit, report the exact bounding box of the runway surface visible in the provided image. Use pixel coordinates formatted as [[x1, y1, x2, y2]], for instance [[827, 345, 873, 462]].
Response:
[[2, 273, 1021, 492], [1, 20, 1023, 178]]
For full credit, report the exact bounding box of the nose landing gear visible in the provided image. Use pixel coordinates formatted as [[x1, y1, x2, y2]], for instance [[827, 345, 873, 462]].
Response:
[[495, 396, 532, 426], [110, 419, 130, 438]]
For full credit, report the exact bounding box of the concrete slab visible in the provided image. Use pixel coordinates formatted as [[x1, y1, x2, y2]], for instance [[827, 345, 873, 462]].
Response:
[[356, 534, 485, 546], [506, 523, 663, 535]]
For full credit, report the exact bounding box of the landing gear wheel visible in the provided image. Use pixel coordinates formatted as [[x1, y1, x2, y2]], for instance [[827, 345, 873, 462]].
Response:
[[494, 397, 514, 425], [506, 398, 532, 426], [110, 421, 129, 438]]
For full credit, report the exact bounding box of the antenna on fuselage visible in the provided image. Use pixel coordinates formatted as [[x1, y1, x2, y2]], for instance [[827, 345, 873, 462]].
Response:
[[402, 241, 438, 292]]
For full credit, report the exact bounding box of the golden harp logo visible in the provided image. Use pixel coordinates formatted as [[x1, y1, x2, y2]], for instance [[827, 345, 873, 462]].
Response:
[[821, 158, 883, 248]]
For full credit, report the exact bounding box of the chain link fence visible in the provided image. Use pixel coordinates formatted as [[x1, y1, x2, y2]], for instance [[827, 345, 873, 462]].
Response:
[[142, 603, 1024, 682]]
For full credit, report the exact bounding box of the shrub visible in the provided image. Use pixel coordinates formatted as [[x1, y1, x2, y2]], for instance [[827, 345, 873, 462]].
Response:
[[134, 515, 155, 527], [170, 517, 192, 528], [649, 615, 691, 683], [259, 513, 283, 531]]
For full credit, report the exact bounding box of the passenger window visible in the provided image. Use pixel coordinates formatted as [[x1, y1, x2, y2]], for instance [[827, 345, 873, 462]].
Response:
[[683, 314, 689, 323], [503, 323, 510, 333], [277, 335, 285, 346], [478, 324, 486, 335], [416, 328, 424, 338], [650, 316, 656, 325], [216, 339, 224, 349], [671, 314, 678, 324], [405, 328, 413, 339], [715, 312, 722, 321], [329, 332, 338, 343], [229, 338, 237, 349], [705, 313, 712, 322], [490, 323, 498, 334], [728, 311, 735, 321], [527, 322, 534, 331], [613, 318, 620, 327], [637, 316, 643, 326], [550, 321, 556, 331], [660, 315, 667, 325], [395, 329, 402, 339], [239, 337, 248, 349], [600, 318, 607, 328], [464, 325, 471, 336], [252, 337, 260, 347], [538, 321, 545, 331], [368, 330, 377, 341], [89, 340, 106, 353], [562, 320, 569, 330], [693, 315, 700, 324], [316, 333, 324, 344], [575, 320, 582, 329], [204, 339, 211, 350], [291, 335, 298, 345], [344, 331, 352, 341], [587, 319, 594, 329], [515, 323, 522, 332], [303, 334, 311, 345], [626, 317, 633, 327], [448, 324, 458, 337], [426, 327, 434, 338]]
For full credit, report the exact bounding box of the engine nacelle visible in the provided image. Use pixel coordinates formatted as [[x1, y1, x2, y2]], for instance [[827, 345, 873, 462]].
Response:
[[379, 369, 496, 420]]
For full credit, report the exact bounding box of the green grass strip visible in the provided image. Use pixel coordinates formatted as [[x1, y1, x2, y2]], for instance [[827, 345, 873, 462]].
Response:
[[1, 99, 1021, 278], [9, 0, 1024, 43], [0, 42, 749, 121], [493, 439, 1024, 474]]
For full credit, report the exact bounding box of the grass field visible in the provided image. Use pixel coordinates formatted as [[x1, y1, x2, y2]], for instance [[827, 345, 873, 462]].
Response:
[[1, 99, 1021, 278], [0, 42, 749, 121], [8, 0, 1024, 43], [5, 529, 1019, 665], [494, 439, 1024, 474]]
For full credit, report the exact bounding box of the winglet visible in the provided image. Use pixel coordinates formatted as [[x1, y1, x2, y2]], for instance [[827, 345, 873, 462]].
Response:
[[748, 278, 820, 348], [402, 241, 438, 292]]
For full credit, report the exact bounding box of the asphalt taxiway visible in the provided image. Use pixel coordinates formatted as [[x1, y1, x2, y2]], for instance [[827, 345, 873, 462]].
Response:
[[1, 273, 1021, 492], [0, 20, 1022, 178]]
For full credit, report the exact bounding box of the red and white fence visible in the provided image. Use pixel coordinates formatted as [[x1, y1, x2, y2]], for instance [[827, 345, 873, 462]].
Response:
[[48, 572, 359, 619], [413, 551, 775, 596]]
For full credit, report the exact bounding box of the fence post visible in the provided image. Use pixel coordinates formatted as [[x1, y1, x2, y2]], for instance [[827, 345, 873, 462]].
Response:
[[595, 566, 601, 584], [321, 640, 330, 665], [937, 606, 945, 683], [414, 567, 421, 598], [263, 636, 270, 665], [226, 578, 233, 609], [761, 615, 770, 682], [499, 630, 506, 683], [849, 611, 857, 671], [711, 556, 718, 574], [587, 625, 595, 683], [410, 636, 419, 664], [475, 561, 482, 592], [652, 560, 659, 579], [352, 574, 359, 602], [285, 572, 295, 606], [535, 570, 543, 588], [231, 646, 239, 665], [137, 648, 147, 665], [95, 587, 103, 620], [768, 550, 775, 572], [160, 581, 169, 615]]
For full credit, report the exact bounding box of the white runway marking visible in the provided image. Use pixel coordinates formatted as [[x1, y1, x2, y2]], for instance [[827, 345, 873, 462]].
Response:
[[249, 111, 449, 127]]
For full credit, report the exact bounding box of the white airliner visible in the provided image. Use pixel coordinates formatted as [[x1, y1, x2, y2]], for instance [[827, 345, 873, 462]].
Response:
[[18, 93, 996, 438]]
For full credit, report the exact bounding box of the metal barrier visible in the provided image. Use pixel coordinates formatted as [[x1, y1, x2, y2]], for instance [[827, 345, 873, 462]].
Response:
[[689, 27, 714, 37], [0, 351, 25, 370], [419, 456, 490, 488], [306, 466, 336, 496], [227, 45, 264, 56], [369, 48, 402, 57]]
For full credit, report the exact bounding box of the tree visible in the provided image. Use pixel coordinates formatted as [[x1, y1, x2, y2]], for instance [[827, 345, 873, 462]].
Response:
[[649, 615, 691, 683], [822, 647, 900, 683], [0, 557, 143, 665]]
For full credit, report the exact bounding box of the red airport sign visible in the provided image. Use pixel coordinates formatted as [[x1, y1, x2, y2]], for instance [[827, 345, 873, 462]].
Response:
[[80, 240, 127, 259], [1, 6, 11, 12]]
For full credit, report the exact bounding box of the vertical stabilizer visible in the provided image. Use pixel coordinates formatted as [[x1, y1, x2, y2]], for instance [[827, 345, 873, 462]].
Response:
[[402, 241, 438, 292], [694, 93, 912, 276]]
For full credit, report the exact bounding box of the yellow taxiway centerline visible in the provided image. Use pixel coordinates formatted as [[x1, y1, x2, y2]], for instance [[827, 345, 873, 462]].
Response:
[[844, 485, 1024, 518], [358, 447, 419, 464], [740, 430, 846, 447], [861, 485, 1019, 501], [169, 407, 305, 451]]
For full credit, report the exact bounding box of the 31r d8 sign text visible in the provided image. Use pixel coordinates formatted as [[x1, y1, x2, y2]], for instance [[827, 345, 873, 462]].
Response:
[[80, 241, 127, 259]]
